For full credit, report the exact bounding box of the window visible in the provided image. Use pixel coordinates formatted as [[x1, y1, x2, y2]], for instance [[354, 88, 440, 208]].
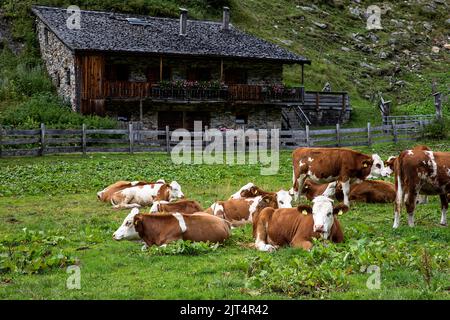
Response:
[[235, 113, 248, 125], [187, 68, 212, 82], [225, 68, 248, 84], [44, 27, 49, 45], [65, 68, 71, 85], [105, 64, 130, 81], [55, 71, 60, 87]]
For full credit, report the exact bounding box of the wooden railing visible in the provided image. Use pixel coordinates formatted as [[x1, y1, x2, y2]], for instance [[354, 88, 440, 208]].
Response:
[[102, 82, 306, 103]]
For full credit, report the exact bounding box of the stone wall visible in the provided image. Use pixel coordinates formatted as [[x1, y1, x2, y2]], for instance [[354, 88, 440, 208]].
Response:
[[36, 20, 77, 110], [105, 101, 281, 130]]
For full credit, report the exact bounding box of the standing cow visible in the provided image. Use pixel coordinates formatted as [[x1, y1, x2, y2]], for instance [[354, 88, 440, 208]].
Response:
[[393, 148, 449, 228], [291, 147, 389, 206]]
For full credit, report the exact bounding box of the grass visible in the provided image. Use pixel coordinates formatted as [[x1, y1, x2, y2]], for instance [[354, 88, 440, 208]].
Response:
[[0, 140, 449, 299]]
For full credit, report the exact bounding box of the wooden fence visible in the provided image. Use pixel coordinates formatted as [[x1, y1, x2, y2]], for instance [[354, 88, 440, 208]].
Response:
[[0, 120, 431, 157]]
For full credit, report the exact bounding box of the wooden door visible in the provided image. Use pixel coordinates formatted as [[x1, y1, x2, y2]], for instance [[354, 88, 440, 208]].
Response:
[[185, 112, 210, 131], [158, 111, 183, 130]]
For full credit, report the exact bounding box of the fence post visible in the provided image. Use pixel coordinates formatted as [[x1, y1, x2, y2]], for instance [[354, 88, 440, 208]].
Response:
[[165, 125, 170, 155], [0, 125, 3, 158], [336, 123, 340, 147], [392, 120, 398, 143], [305, 125, 310, 147], [367, 122, 371, 146], [40, 123, 46, 156], [128, 122, 134, 154], [433, 92, 442, 120], [82, 124, 87, 155]]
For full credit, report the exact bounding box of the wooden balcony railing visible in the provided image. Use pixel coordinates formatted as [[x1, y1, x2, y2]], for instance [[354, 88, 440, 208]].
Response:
[[103, 81, 306, 103]]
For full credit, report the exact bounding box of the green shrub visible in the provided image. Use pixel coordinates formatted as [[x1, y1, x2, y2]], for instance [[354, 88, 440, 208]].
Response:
[[0, 93, 118, 129], [0, 228, 76, 275], [143, 240, 221, 256], [421, 118, 449, 140]]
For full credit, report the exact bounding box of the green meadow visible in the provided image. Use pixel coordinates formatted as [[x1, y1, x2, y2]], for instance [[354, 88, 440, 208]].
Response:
[[0, 141, 449, 299]]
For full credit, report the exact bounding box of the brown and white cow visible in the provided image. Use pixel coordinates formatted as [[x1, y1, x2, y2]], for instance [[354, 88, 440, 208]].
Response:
[[392, 148, 450, 228], [206, 193, 285, 227], [302, 179, 396, 203], [252, 195, 348, 251], [229, 183, 293, 208], [112, 208, 231, 247], [149, 200, 204, 215], [97, 180, 160, 202], [291, 147, 389, 206], [110, 181, 184, 209]]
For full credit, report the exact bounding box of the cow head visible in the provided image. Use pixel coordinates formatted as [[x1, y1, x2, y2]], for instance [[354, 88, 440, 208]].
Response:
[[276, 190, 292, 208], [113, 208, 141, 241], [169, 181, 184, 200], [297, 196, 349, 239], [149, 200, 169, 213], [365, 154, 390, 178], [230, 183, 255, 199], [384, 156, 397, 176]]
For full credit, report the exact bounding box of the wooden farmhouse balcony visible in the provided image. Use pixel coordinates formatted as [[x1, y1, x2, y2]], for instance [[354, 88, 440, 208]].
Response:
[[102, 81, 305, 104]]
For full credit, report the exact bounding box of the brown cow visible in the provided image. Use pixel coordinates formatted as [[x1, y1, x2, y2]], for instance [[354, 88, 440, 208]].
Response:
[[291, 147, 389, 206], [302, 179, 395, 203], [393, 148, 449, 228], [229, 183, 293, 208], [206, 194, 281, 227], [110, 180, 184, 209], [149, 200, 204, 215], [252, 195, 348, 251], [97, 180, 159, 202], [112, 208, 230, 247]]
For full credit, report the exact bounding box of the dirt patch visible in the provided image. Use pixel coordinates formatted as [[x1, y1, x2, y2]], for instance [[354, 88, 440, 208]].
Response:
[[0, 9, 24, 55]]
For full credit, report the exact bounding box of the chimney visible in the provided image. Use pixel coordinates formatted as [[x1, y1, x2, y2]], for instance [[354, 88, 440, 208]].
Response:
[[222, 7, 230, 30], [179, 8, 188, 36]]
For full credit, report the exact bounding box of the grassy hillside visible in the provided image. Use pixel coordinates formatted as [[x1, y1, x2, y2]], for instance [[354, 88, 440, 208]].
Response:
[[0, 0, 449, 127]]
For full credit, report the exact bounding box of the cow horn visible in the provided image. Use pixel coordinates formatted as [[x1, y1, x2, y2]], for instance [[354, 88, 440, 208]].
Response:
[[302, 210, 308, 215]]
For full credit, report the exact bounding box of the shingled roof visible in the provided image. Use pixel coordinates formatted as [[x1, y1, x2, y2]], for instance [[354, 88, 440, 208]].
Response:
[[32, 6, 310, 64]]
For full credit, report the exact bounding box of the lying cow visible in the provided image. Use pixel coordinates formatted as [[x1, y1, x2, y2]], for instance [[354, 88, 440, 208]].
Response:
[[149, 200, 204, 215], [253, 196, 349, 251], [112, 208, 231, 247], [111, 181, 184, 209], [392, 148, 449, 228], [206, 192, 288, 227], [97, 180, 161, 202], [302, 179, 396, 203], [230, 183, 293, 208], [291, 147, 389, 206]]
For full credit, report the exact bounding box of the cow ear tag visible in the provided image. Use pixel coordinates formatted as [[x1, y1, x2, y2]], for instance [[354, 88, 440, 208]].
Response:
[[338, 210, 343, 216], [302, 210, 308, 216], [363, 163, 368, 168], [264, 198, 270, 203], [253, 190, 257, 195]]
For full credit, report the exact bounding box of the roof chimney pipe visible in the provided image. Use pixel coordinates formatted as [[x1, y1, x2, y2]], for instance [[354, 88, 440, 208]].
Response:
[[179, 8, 188, 36], [222, 7, 230, 30]]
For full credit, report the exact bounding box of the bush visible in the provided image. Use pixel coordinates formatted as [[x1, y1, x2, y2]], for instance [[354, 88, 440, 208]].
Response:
[[0, 228, 76, 275], [0, 93, 118, 129], [143, 240, 221, 256], [421, 118, 449, 140]]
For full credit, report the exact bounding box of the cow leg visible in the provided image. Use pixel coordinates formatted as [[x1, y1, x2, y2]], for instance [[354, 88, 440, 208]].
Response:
[[113, 203, 142, 210], [291, 238, 313, 251], [296, 174, 307, 202], [393, 175, 404, 229], [439, 194, 448, 226], [341, 180, 350, 206], [404, 187, 418, 227], [254, 211, 275, 252]]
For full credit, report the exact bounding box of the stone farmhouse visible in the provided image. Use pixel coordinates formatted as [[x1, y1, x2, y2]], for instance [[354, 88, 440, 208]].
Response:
[[32, 6, 351, 130]]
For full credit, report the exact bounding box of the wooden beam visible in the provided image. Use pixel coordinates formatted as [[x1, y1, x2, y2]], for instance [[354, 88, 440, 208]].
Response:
[[220, 59, 224, 82], [160, 56, 163, 81], [301, 64, 304, 85]]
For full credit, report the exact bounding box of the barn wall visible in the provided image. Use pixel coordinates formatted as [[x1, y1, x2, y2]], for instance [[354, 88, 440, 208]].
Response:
[[36, 20, 77, 110]]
